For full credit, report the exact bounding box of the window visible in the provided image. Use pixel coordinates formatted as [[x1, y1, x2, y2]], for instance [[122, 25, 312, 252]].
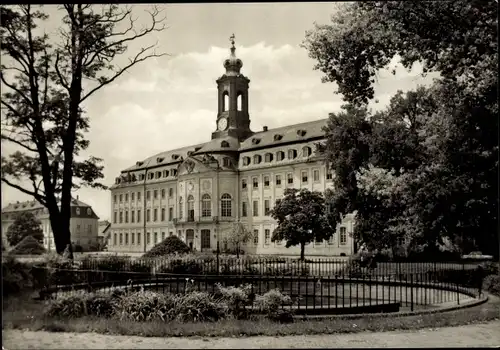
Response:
[[113, 233, 117, 245], [156, 171, 161, 179], [76, 207, 80, 215], [131, 231, 135, 245], [147, 232, 151, 244], [265, 229, 271, 245], [302, 170, 308, 183], [119, 194, 123, 202], [162, 232, 166, 241], [153, 208, 158, 221], [172, 169, 177, 176], [275, 175, 282, 186], [179, 197, 183, 219], [201, 229, 211, 249], [252, 177, 258, 189], [114, 195, 117, 203], [119, 233, 123, 245], [148, 173, 154, 180], [119, 211, 123, 223], [340, 227, 347, 245], [154, 232, 158, 244], [161, 208, 166, 221], [302, 146, 312, 157], [221, 193, 232, 217], [137, 192, 141, 201], [241, 201, 247, 217], [113, 211, 117, 224], [288, 149, 297, 159], [125, 233, 129, 245], [125, 193, 129, 201], [146, 209, 151, 222], [137, 209, 141, 223], [264, 200, 270, 216], [276, 151, 285, 161], [169, 207, 173, 221], [161, 189, 166, 199], [76, 224, 81, 232], [168, 188, 173, 197], [146, 191, 151, 200], [253, 154, 262, 164], [326, 170, 333, 180], [243, 157, 251, 166], [264, 175, 270, 187], [187, 195, 195, 221], [253, 200, 259, 217], [287, 173, 294, 185], [223, 157, 231, 167], [131, 210, 135, 223], [264, 153, 273, 163], [153, 190, 158, 200], [253, 229, 259, 245], [241, 179, 247, 190], [313, 169, 320, 182], [163, 170, 169, 178], [131, 192, 135, 201], [125, 211, 129, 223], [328, 234, 334, 245], [137, 232, 141, 245], [202, 194, 211, 217], [139, 174, 145, 181]]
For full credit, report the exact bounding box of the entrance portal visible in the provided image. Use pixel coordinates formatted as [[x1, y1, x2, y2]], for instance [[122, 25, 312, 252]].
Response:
[[186, 229, 195, 251]]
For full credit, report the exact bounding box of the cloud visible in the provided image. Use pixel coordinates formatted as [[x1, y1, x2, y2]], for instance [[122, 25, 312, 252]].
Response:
[[2, 41, 435, 221]]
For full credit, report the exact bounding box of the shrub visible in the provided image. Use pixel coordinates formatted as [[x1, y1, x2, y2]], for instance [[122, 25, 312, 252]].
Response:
[[8, 235, 46, 255], [45, 291, 115, 318], [116, 289, 177, 322], [2, 256, 33, 297], [483, 274, 500, 296], [254, 289, 295, 323], [157, 256, 204, 275], [174, 291, 228, 322], [216, 283, 254, 319], [81, 255, 131, 271], [143, 236, 190, 258]]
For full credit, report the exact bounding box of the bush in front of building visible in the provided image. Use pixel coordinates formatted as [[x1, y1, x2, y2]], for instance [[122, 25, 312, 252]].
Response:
[[8, 235, 46, 255], [2, 256, 34, 297], [143, 236, 190, 258]]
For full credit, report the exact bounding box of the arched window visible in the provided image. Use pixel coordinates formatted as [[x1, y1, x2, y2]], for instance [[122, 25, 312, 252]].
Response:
[[201, 194, 211, 217], [302, 146, 312, 157], [276, 151, 285, 161], [187, 195, 194, 221], [264, 153, 273, 163], [221, 141, 230, 148], [253, 154, 262, 164], [242, 156, 251, 166], [288, 149, 297, 159], [237, 92, 242, 111], [221, 193, 232, 217], [223, 91, 229, 111], [179, 197, 183, 219]]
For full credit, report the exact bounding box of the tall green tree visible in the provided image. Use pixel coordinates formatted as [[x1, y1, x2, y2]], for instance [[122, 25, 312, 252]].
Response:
[[224, 222, 253, 258], [270, 188, 334, 260], [304, 1, 498, 256], [6, 211, 44, 246], [1, 5, 168, 256]]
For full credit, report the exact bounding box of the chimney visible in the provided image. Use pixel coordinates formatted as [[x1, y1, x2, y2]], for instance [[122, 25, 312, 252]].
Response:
[[263, 126, 268, 132]]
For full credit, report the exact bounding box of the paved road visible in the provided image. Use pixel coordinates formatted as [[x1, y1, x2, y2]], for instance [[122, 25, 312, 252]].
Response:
[[3, 320, 500, 349]]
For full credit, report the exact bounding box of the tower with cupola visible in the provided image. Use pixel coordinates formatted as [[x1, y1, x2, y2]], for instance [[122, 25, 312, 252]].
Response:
[[211, 34, 253, 141]]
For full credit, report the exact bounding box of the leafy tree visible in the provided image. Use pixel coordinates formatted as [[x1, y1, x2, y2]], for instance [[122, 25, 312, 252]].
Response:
[[6, 211, 44, 246], [224, 222, 253, 258], [1, 5, 167, 256], [9, 235, 46, 255], [143, 235, 190, 258], [304, 1, 498, 257], [270, 188, 334, 261]]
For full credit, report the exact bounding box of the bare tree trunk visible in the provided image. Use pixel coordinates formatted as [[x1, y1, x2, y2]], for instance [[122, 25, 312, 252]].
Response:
[[300, 243, 305, 261]]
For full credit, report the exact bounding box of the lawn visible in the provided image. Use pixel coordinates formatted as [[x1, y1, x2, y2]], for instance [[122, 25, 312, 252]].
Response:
[[3, 292, 499, 338]]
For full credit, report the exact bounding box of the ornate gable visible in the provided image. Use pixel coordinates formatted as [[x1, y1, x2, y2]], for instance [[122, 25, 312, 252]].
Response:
[[177, 156, 213, 176]]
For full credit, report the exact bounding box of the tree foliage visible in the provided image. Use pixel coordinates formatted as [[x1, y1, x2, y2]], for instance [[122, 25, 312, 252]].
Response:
[[305, 1, 498, 256], [6, 211, 44, 246], [143, 235, 190, 258], [1, 5, 168, 255], [270, 188, 334, 260], [9, 235, 46, 255], [224, 222, 253, 258]]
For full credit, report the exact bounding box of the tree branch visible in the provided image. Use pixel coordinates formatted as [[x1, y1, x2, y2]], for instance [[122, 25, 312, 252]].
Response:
[[0, 134, 38, 152], [1, 177, 46, 205]]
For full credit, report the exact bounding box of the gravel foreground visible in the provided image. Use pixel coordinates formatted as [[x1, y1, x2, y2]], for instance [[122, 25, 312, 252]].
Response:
[[3, 321, 500, 349]]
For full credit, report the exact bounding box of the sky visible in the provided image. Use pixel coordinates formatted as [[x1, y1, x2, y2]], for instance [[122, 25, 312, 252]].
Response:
[[1, 3, 436, 221]]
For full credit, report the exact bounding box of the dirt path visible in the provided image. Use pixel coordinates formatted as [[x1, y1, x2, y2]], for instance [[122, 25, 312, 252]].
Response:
[[3, 321, 500, 349]]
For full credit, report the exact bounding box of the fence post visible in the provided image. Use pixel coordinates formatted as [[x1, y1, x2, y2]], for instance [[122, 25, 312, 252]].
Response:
[[410, 274, 414, 312]]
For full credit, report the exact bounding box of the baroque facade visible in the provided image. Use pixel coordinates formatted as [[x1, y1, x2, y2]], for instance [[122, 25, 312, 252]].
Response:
[[108, 37, 355, 256], [1, 196, 100, 251]]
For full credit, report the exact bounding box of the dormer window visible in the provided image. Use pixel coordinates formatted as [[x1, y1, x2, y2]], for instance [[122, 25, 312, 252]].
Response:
[[273, 134, 283, 141], [242, 156, 251, 166], [221, 141, 230, 148], [297, 129, 307, 137], [264, 153, 273, 163], [276, 151, 285, 161], [87, 208, 92, 215], [253, 154, 262, 164], [76, 207, 80, 215], [157, 157, 164, 163], [115, 177, 121, 184], [302, 146, 312, 157], [136, 161, 144, 167], [172, 154, 180, 160], [187, 151, 193, 156], [251, 138, 261, 145], [288, 149, 298, 159]]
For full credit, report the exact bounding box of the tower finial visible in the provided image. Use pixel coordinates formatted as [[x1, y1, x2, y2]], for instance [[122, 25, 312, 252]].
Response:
[[230, 33, 235, 49]]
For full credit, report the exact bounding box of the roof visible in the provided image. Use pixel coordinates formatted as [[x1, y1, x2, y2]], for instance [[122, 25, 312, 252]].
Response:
[[120, 118, 328, 172], [2, 197, 95, 213]]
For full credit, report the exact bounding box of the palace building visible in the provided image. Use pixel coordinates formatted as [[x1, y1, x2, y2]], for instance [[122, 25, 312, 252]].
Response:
[[108, 36, 355, 256]]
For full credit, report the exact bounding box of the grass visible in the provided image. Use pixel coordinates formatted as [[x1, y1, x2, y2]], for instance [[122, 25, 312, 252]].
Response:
[[2, 292, 499, 338]]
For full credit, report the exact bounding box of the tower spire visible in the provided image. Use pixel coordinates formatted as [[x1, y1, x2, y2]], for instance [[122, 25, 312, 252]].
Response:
[[230, 33, 236, 56], [223, 33, 242, 75]]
